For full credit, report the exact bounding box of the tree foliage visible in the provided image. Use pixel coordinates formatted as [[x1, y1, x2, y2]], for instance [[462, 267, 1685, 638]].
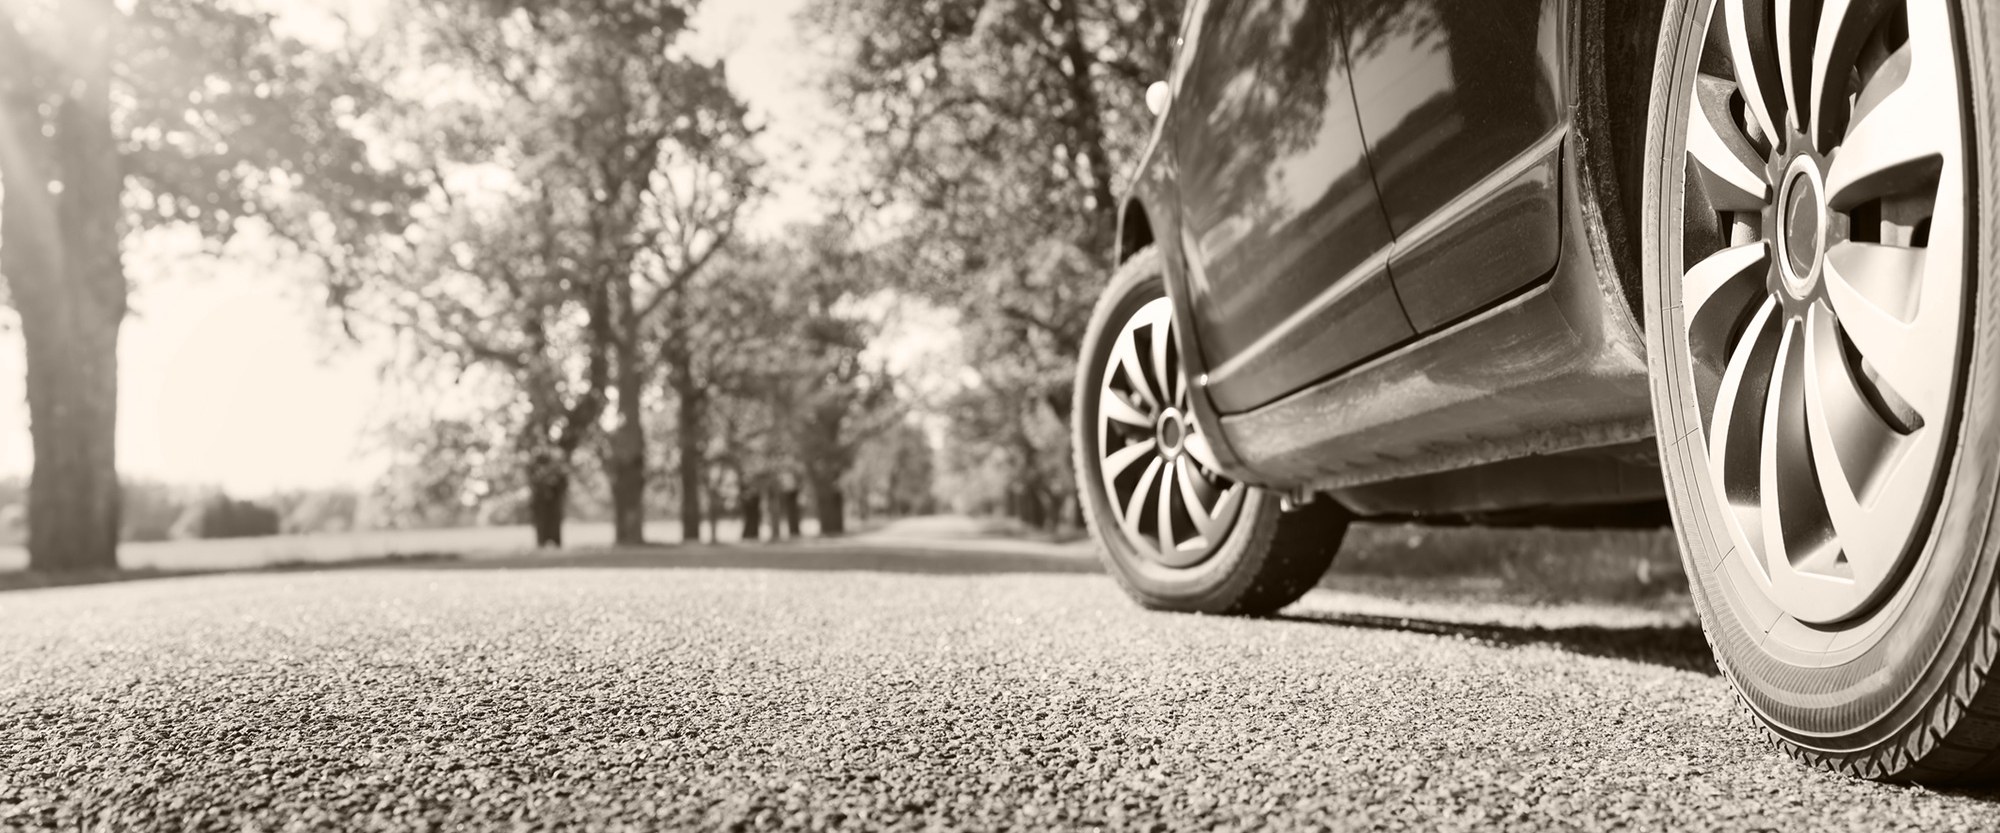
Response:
[[806, 0, 1179, 529], [335, 0, 758, 547], [396, 0, 762, 546]]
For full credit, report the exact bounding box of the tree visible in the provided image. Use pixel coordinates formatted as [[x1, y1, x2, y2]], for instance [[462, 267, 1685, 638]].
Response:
[[358, 0, 757, 548], [777, 224, 901, 537], [414, 0, 760, 546], [0, 2, 122, 571], [657, 226, 904, 542], [657, 249, 773, 543], [345, 3, 617, 547], [0, 0, 405, 571], [352, 192, 611, 546]]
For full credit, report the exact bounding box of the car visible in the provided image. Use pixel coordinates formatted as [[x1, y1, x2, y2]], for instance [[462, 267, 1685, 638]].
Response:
[[1072, 0, 2000, 783]]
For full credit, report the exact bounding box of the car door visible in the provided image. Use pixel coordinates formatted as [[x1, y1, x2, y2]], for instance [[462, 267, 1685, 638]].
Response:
[[1172, 0, 1408, 414], [1345, 0, 1566, 331]]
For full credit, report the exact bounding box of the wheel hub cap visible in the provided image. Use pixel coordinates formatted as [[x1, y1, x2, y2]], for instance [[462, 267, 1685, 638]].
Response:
[[1676, 0, 1968, 624], [1096, 297, 1246, 568], [1156, 409, 1186, 458], [1776, 157, 1827, 298]]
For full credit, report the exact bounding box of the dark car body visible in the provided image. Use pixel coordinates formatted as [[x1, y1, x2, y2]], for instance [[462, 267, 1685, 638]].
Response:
[[1118, 0, 1669, 518]]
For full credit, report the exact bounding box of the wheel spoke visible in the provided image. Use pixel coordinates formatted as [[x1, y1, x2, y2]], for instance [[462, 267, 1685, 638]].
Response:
[[1120, 455, 1163, 541], [1807, 0, 1896, 150], [1210, 483, 1244, 533], [1756, 319, 1842, 580], [1176, 457, 1216, 543], [1101, 387, 1151, 428], [1101, 438, 1157, 483], [1688, 75, 1774, 211], [1684, 242, 1769, 337], [1682, 243, 1771, 421], [1114, 334, 1158, 412], [1707, 298, 1784, 565], [1823, 242, 1946, 419], [1157, 453, 1178, 550], [1826, 242, 1924, 323], [1804, 302, 1908, 588], [1149, 316, 1173, 410], [1825, 45, 1945, 210], [1184, 431, 1223, 474], [1725, 0, 1786, 146]]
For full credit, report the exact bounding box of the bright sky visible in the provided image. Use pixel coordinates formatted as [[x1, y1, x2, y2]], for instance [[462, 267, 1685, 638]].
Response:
[[0, 0, 892, 497]]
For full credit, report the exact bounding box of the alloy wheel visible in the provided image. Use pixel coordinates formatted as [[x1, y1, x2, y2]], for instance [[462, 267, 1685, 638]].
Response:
[[1096, 297, 1246, 568], [1677, 0, 1968, 624]]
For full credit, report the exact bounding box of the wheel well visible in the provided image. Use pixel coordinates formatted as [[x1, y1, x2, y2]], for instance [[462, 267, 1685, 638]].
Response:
[[1118, 199, 1154, 264], [1576, 0, 1668, 322]]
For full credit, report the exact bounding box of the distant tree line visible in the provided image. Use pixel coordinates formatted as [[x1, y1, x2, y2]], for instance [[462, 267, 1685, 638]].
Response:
[[0, 479, 361, 545]]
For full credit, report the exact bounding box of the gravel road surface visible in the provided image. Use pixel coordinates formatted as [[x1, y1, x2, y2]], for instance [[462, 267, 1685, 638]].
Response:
[[4, 523, 1999, 831]]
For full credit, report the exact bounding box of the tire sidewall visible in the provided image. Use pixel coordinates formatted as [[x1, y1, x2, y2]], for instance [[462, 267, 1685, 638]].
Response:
[[1072, 249, 1279, 609], [1644, 0, 2000, 762]]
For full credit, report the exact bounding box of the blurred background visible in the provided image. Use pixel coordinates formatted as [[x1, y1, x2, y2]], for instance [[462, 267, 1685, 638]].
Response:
[[0, 0, 1184, 574]]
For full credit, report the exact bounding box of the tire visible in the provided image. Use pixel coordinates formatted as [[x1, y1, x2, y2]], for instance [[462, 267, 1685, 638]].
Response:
[[1072, 247, 1351, 616], [1644, 0, 2000, 782]]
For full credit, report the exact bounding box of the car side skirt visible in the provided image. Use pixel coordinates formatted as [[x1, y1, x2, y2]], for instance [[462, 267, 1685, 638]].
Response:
[[1211, 136, 1655, 493]]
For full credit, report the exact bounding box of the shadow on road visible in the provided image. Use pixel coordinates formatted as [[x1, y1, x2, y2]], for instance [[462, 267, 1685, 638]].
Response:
[[429, 540, 1104, 577], [0, 541, 1101, 593], [1276, 610, 1721, 677]]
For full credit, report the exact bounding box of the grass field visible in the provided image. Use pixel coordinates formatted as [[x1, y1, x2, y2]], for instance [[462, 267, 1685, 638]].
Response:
[[0, 518, 815, 576], [0, 514, 1689, 614]]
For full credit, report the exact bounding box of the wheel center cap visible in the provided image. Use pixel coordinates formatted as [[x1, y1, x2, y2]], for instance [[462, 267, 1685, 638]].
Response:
[[1777, 158, 1828, 298], [1156, 409, 1185, 457]]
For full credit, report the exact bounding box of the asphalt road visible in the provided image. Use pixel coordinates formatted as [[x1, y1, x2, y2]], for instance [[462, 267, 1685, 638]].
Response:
[[4, 522, 2000, 831]]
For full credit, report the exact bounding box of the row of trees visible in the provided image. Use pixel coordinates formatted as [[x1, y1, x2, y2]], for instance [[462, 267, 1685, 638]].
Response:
[[0, 480, 355, 545], [0, 0, 1173, 569], [0, 0, 927, 571], [298, 0, 922, 549]]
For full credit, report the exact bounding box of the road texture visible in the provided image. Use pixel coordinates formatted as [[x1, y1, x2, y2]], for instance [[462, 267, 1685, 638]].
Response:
[[4, 520, 2000, 830]]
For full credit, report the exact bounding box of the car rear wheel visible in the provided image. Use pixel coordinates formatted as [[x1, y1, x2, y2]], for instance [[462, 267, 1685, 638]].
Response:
[[1645, 0, 2000, 782], [1073, 247, 1350, 615]]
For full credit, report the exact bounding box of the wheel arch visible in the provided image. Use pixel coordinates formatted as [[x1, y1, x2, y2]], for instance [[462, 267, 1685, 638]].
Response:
[[1572, 0, 1671, 325], [1116, 196, 1156, 265]]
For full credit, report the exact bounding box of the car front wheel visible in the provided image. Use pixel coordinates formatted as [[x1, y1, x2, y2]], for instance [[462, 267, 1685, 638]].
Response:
[[1073, 247, 1350, 616]]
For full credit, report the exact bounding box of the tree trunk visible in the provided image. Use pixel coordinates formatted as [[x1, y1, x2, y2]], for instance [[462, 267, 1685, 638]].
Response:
[[811, 479, 845, 537], [766, 484, 785, 540], [741, 490, 763, 542], [672, 354, 703, 545], [783, 488, 803, 538], [705, 485, 721, 543], [0, 5, 126, 572], [1019, 486, 1046, 530], [527, 468, 568, 548], [605, 275, 647, 545]]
